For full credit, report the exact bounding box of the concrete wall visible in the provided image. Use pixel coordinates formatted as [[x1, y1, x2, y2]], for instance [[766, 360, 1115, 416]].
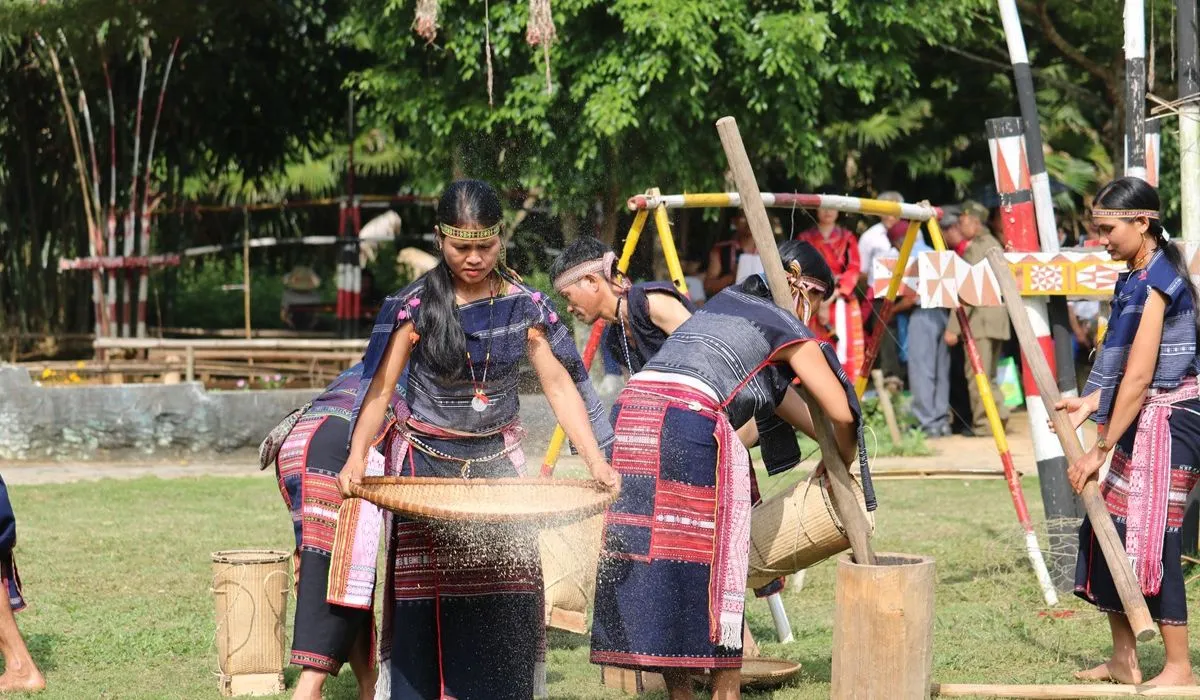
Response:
[[0, 365, 317, 461], [0, 365, 577, 462]]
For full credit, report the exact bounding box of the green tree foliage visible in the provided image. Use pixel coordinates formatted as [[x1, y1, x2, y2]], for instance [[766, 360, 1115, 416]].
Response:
[[346, 0, 994, 240]]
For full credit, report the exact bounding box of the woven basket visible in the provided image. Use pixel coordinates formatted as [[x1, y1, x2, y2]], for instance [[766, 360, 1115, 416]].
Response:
[[349, 476, 617, 525], [539, 513, 604, 634], [211, 550, 291, 677], [747, 475, 874, 589]]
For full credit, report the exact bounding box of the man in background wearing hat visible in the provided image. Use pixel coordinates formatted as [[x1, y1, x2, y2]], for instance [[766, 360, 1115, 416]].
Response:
[[280, 266, 323, 332], [944, 201, 1011, 435]]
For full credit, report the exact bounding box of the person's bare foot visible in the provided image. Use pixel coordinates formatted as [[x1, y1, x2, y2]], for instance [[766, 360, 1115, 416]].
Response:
[[1074, 659, 1141, 684], [0, 667, 45, 694], [1145, 664, 1195, 686]]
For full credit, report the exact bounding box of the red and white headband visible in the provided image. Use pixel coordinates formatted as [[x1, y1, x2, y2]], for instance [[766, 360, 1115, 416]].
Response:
[[553, 251, 618, 292]]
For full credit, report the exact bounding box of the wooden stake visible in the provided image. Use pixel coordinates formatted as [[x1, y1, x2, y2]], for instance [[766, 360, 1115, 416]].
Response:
[[933, 683, 1200, 697], [871, 369, 903, 444], [985, 247, 1155, 642], [716, 115, 875, 566], [243, 209, 252, 341]]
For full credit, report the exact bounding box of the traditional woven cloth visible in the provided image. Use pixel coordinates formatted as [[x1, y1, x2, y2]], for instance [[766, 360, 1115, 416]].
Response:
[[1120, 379, 1199, 595], [1084, 251, 1200, 424], [591, 378, 750, 670], [0, 476, 24, 613]]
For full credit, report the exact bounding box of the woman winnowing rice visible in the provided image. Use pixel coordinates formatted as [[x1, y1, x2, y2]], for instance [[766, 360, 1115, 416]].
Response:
[[1056, 177, 1200, 687], [589, 240, 874, 699], [335, 179, 617, 700]]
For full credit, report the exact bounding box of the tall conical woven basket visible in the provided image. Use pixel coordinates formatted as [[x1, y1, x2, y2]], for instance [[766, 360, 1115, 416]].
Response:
[[747, 475, 873, 590], [539, 512, 604, 633], [211, 550, 291, 697]]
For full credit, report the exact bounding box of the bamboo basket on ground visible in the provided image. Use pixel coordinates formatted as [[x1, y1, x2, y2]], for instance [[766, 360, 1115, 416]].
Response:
[[211, 550, 291, 697], [349, 476, 617, 525], [747, 474, 873, 590], [539, 512, 604, 633]]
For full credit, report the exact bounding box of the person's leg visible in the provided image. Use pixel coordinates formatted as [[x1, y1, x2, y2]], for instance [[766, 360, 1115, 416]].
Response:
[[290, 670, 327, 700], [662, 669, 695, 700], [0, 586, 43, 694], [905, 311, 938, 433], [346, 624, 378, 700], [1074, 613, 1140, 684], [710, 669, 741, 699], [1146, 623, 1193, 685], [932, 311, 951, 434]]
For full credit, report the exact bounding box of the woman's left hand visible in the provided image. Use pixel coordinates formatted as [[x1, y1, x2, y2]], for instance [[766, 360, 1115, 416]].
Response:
[[1067, 446, 1107, 494]]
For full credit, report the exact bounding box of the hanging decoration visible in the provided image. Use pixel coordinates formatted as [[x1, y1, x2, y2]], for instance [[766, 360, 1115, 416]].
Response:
[[485, 0, 495, 107], [526, 0, 556, 94], [414, 0, 440, 44]]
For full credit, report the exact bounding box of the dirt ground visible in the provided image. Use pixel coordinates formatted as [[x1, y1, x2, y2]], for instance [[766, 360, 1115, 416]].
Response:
[[0, 409, 1097, 485]]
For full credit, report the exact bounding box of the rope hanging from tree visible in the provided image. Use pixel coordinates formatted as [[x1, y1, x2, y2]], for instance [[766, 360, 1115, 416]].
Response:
[[414, 0, 440, 43], [526, 0, 556, 94]]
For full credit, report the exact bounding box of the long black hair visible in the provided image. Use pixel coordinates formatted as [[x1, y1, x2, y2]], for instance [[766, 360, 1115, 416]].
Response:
[[419, 179, 504, 378], [740, 240, 835, 301], [1094, 176, 1200, 337], [550, 237, 615, 284]]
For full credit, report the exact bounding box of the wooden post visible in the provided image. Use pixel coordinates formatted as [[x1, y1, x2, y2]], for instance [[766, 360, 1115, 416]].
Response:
[[985, 248, 1156, 642], [831, 554, 935, 700], [716, 115, 876, 566], [185, 344, 195, 383], [871, 369, 903, 444], [1179, 0, 1200, 242], [243, 208, 252, 341]]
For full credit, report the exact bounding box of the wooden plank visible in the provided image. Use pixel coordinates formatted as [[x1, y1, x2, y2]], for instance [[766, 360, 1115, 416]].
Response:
[[95, 337, 367, 351], [933, 683, 1200, 697], [716, 115, 876, 566], [984, 247, 1155, 642]]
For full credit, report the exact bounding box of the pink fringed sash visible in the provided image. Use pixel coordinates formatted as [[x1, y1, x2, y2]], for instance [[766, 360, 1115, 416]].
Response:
[[1125, 378, 1199, 595]]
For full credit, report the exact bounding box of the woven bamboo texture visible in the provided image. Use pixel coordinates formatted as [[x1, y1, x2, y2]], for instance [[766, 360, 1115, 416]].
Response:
[[211, 550, 290, 677], [694, 658, 802, 690], [539, 513, 604, 633], [747, 475, 874, 589], [349, 476, 618, 525]]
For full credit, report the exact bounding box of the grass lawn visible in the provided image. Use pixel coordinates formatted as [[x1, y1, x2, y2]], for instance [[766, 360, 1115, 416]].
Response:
[[4, 472, 1191, 699]]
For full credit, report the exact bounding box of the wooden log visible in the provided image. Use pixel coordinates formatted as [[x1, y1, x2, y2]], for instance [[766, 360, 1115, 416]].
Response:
[[832, 553, 935, 700], [985, 247, 1155, 642], [871, 369, 903, 444], [933, 683, 1200, 698], [716, 115, 876, 566], [95, 338, 366, 351], [185, 345, 195, 383]]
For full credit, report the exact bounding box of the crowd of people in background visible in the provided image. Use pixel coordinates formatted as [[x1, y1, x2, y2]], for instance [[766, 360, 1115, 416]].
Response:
[[592, 190, 1108, 442]]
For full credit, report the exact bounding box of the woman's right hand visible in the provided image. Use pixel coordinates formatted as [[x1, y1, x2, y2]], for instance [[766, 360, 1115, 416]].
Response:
[[588, 459, 621, 491], [337, 455, 368, 498], [1052, 396, 1095, 433]]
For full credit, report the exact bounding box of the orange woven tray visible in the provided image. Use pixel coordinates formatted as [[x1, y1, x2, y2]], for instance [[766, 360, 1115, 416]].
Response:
[[349, 476, 618, 525]]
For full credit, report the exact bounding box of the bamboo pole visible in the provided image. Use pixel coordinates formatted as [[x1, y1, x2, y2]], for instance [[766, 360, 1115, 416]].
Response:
[[870, 370, 903, 444], [101, 44, 118, 336], [243, 209, 252, 340], [985, 247, 1154, 641], [136, 38, 180, 339], [1125, 0, 1149, 179], [716, 115, 875, 566], [1179, 0, 1200, 242], [122, 39, 150, 338], [933, 683, 1200, 697], [856, 219, 922, 397]]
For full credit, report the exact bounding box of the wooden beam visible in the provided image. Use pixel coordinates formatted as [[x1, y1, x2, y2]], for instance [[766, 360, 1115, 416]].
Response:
[[934, 682, 1200, 697], [716, 115, 875, 566], [985, 247, 1155, 642]]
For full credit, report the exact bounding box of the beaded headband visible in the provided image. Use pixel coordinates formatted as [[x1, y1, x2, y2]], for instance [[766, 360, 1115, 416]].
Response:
[[553, 252, 617, 292], [437, 221, 503, 240], [1091, 208, 1160, 220]]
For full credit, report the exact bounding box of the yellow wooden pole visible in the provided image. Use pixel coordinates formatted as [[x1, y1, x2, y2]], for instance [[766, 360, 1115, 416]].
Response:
[[540, 210, 650, 476], [855, 219, 922, 397], [652, 203, 689, 296]]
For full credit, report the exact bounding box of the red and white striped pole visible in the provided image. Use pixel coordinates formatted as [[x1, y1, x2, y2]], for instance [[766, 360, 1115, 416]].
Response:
[[987, 117, 1080, 592], [1145, 119, 1161, 188]]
